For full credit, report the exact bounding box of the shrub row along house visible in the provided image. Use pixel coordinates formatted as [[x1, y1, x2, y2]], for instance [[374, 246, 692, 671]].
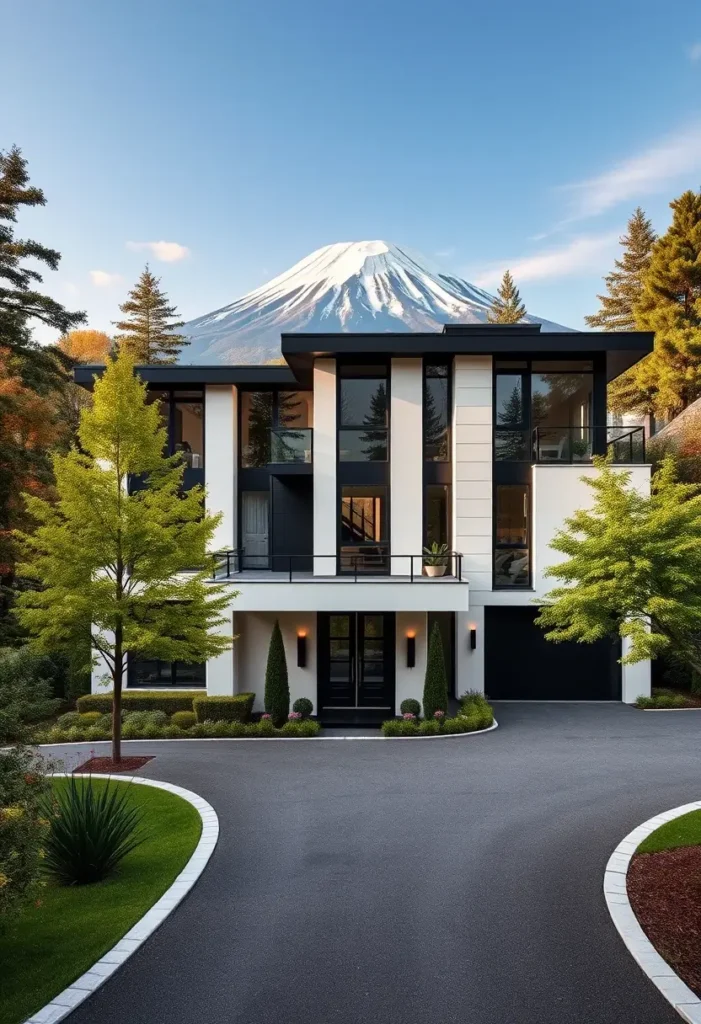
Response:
[[75, 323, 654, 724]]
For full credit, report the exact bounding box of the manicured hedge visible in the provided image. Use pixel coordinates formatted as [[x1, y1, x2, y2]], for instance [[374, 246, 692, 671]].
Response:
[[34, 717, 321, 743], [636, 693, 689, 709], [77, 691, 205, 714], [192, 693, 255, 723]]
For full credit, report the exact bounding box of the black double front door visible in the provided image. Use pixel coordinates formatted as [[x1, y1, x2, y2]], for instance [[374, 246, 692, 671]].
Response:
[[317, 613, 395, 716]]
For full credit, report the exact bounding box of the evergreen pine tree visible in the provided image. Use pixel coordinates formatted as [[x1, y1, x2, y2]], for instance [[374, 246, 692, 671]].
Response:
[[114, 266, 188, 364], [585, 208, 656, 330], [487, 270, 527, 324], [264, 620, 290, 725], [609, 190, 701, 417], [0, 146, 85, 643], [422, 621, 449, 719]]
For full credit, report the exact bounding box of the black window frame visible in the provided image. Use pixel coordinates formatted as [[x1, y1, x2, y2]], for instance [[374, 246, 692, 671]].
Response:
[[127, 657, 206, 689], [423, 359, 451, 462], [337, 362, 389, 464], [493, 482, 531, 590], [147, 387, 205, 465]]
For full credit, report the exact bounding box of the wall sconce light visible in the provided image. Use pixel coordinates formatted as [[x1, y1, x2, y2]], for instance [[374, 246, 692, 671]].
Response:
[[469, 627, 477, 651], [406, 630, 416, 668], [297, 630, 307, 668]]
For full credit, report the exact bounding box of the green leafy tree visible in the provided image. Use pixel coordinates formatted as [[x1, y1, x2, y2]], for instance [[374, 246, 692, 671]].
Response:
[[536, 457, 701, 674], [585, 208, 656, 330], [264, 619, 289, 725], [609, 190, 701, 418], [114, 266, 188, 364], [14, 351, 233, 762], [487, 270, 526, 324], [422, 620, 449, 718]]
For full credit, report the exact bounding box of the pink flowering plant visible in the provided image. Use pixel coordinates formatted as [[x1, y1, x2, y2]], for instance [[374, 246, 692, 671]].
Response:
[[288, 711, 302, 720], [261, 713, 272, 720], [433, 710, 445, 719], [402, 712, 417, 721]]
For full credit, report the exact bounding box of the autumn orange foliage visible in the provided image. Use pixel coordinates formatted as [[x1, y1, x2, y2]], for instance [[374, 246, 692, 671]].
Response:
[[0, 347, 65, 574], [58, 329, 112, 364]]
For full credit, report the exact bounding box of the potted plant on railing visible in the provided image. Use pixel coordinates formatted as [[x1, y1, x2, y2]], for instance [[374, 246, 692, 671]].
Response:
[[423, 542, 450, 577], [571, 439, 590, 461]]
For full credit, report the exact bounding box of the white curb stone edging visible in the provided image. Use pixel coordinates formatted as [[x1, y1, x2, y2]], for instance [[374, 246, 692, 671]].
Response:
[[24, 773, 218, 1024], [604, 800, 701, 1024]]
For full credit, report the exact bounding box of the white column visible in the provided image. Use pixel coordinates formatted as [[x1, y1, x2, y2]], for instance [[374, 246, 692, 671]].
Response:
[[205, 385, 237, 552], [455, 607, 485, 697], [390, 359, 423, 576], [621, 639, 651, 703], [313, 359, 336, 575], [452, 356, 493, 595], [395, 612, 427, 713], [206, 604, 235, 695]]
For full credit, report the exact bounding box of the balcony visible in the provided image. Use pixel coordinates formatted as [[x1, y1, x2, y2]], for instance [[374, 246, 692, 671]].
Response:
[[207, 551, 468, 613], [532, 426, 645, 464], [270, 428, 313, 467]]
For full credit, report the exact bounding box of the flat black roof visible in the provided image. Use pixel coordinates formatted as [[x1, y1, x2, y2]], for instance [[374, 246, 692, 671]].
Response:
[[74, 324, 654, 388], [281, 324, 654, 383]]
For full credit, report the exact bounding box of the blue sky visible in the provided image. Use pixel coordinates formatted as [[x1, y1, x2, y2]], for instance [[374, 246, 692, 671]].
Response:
[[4, 0, 701, 337]]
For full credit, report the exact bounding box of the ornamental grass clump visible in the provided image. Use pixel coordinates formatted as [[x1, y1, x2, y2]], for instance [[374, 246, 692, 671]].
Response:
[[43, 777, 145, 885]]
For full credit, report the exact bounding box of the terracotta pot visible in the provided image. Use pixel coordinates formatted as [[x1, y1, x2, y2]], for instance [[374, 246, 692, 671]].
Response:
[[423, 564, 447, 577]]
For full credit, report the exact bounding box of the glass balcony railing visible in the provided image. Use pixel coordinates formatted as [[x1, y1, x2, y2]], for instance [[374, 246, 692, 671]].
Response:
[[270, 428, 313, 464], [531, 426, 645, 464]]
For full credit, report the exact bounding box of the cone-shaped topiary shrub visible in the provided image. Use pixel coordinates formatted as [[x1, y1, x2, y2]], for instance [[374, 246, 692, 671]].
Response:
[[422, 621, 448, 720], [265, 620, 290, 726]]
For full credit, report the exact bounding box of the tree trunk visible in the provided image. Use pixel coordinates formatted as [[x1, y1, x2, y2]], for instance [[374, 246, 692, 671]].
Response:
[[112, 626, 123, 764]]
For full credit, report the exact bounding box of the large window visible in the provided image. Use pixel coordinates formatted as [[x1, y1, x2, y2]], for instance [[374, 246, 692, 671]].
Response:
[[494, 484, 530, 587], [128, 658, 206, 688], [241, 391, 313, 466], [146, 389, 204, 468], [424, 362, 450, 461], [339, 486, 388, 572], [241, 392, 273, 467], [425, 484, 450, 550], [338, 365, 388, 462], [494, 360, 594, 462]]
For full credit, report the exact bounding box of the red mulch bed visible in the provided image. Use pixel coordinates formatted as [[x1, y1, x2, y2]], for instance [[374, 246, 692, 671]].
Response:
[[628, 847, 701, 996], [73, 755, 154, 774]]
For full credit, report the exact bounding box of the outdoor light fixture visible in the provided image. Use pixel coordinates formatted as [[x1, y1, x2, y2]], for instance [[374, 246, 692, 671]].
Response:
[[297, 630, 307, 668], [469, 627, 477, 651], [406, 630, 416, 668]]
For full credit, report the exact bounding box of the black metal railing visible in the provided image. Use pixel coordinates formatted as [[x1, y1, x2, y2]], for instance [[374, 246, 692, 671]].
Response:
[[211, 550, 465, 583], [532, 425, 645, 464]]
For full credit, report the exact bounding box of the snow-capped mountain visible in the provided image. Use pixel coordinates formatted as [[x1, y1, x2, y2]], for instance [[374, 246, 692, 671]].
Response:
[[181, 240, 571, 364]]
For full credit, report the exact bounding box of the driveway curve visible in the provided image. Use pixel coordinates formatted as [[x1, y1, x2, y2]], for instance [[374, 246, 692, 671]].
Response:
[[44, 704, 701, 1024]]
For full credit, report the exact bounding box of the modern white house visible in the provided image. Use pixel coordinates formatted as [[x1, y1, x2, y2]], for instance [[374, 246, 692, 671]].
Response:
[[76, 323, 654, 723]]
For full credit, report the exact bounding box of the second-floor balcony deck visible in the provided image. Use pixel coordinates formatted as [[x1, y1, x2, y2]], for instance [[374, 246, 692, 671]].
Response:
[[208, 551, 469, 613]]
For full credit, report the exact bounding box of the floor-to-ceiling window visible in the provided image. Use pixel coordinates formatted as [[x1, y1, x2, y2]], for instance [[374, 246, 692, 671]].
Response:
[[339, 486, 388, 572], [423, 359, 452, 558], [338, 365, 388, 462], [494, 483, 530, 588]]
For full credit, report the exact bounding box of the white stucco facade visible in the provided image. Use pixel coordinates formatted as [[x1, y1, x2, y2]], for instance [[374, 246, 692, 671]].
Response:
[[205, 385, 237, 551]]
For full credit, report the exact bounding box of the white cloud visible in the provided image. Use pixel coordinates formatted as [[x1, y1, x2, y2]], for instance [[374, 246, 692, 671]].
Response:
[[559, 123, 701, 220], [690, 42, 701, 61], [89, 270, 122, 288], [473, 232, 620, 288], [126, 240, 190, 262]]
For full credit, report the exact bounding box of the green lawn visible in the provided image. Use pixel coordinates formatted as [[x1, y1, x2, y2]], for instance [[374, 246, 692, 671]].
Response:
[[637, 809, 701, 854], [0, 777, 202, 1024]]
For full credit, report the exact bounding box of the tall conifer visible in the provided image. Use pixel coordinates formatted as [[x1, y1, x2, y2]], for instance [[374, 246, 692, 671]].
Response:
[[586, 208, 656, 331], [114, 266, 188, 364], [487, 270, 526, 324]]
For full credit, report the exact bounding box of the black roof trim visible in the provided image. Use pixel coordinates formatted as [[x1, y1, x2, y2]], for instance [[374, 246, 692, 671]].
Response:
[[74, 364, 300, 389]]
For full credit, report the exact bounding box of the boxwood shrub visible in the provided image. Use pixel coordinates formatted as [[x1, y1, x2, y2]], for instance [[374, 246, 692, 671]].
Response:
[[171, 710, 197, 729], [192, 693, 255, 724], [77, 691, 205, 714]]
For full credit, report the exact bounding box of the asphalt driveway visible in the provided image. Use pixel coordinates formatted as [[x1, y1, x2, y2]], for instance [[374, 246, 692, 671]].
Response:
[[46, 703, 701, 1024]]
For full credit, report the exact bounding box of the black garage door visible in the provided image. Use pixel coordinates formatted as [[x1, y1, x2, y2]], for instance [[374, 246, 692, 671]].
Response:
[[485, 607, 621, 700]]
